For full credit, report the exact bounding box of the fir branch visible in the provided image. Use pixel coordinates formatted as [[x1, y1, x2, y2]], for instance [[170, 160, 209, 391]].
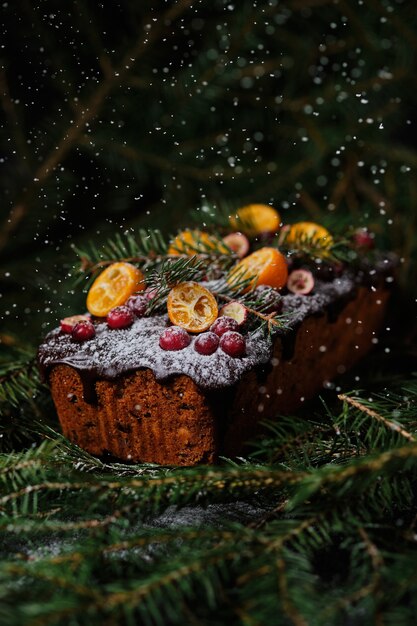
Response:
[[213, 289, 289, 334], [278, 228, 351, 263], [192, 201, 237, 230], [145, 256, 206, 313], [338, 393, 416, 443], [276, 557, 309, 626], [72, 229, 236, 290], [72, 228, 169, 278], [0, 355, 42, 408]]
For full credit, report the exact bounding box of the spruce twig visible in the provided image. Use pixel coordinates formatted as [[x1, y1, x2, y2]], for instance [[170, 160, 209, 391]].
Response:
[[277, 557, 309, 626], [338, 394, 416, 443], [213, 290, 287, 333], [0, 356, 42, 408]]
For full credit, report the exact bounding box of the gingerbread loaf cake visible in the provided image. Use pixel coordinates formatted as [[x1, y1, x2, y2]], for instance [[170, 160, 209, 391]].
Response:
[[38, 236, 394, 466]]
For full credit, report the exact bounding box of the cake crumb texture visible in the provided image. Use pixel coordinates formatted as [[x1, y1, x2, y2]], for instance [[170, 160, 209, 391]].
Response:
[[50, 367, 217, 465]]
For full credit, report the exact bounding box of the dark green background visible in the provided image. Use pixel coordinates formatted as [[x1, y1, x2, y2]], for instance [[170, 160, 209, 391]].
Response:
[[1, 0, 416, 351]]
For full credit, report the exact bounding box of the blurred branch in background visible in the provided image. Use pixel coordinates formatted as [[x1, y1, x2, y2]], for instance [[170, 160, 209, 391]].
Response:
[[0, 0, 196, 251], [0, 0, 416, 268]]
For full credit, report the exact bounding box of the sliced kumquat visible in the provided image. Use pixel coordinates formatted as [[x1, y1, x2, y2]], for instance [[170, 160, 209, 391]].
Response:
[[229, 204, 281, 237], [285, 221, 333, 250], [228, 247, 288, 293], [167, 282, 218, 333], [168, 230, 228, 256], [86, 262, 145, 317]]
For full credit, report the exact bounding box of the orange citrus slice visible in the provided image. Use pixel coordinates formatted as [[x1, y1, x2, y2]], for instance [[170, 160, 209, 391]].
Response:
[[86, 262, 145, 317], [230, 204, 281, 237], [228, 247, 288, 292], [167, 282, 218, 333], [168, 230, 228, 256], [285, 222, 333, 250]]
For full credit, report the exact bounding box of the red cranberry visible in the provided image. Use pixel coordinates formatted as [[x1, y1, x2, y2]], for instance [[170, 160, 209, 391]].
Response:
[[210, 316, 239, 337], [220, 331, 246, 357], [126, 294, 148, 317], [159, 326, 191, 351], [107, 306, 135, 329], [60, 314, 90, 333], [353, 228, 375, 250], [71, 320, 95, 342], [194, 331, 219, 355]]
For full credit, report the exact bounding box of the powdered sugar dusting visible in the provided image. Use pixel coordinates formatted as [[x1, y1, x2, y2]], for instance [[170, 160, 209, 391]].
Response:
[[281, 274, 355, 328], [38, 274, 356, 391], [39, 315, 272, 390]]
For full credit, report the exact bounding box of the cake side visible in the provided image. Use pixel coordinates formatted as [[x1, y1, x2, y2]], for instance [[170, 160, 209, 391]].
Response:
[[50, 367, 217, 465], [47, 284, 390, 465], [222, 285, 390, 456]]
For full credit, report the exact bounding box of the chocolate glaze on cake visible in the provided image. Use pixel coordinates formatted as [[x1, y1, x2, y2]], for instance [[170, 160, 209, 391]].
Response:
[[38, 274, 358, 402]]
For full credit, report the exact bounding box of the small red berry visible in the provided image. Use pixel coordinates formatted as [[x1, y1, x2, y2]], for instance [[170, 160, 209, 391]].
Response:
[[353, 228, 375, 250], [287, 269, 314, 295], [107, 306, 135, 329], [60, 314, 91, 333], [194, 331, 219, 355], [210, 316, 239, 337], [126, 294, 148, 317], [219, 331, 246, 357], [159, 326, 191, 351], [71, 320, 96, 342]]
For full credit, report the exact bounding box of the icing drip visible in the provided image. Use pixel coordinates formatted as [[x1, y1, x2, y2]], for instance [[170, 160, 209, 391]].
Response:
[[38, 274, 358, 394], [38, 315, 272, 391]]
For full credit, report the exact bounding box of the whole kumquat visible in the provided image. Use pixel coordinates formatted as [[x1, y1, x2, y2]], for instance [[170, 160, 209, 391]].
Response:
[[230, 204, 281, 237], [168, 230, 228, 256], [285, 221, 333, 250]]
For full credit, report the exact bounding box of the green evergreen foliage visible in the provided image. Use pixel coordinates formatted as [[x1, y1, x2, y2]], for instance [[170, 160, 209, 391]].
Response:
[[2, 376, 417, 624], [1, 1, 417, 624]]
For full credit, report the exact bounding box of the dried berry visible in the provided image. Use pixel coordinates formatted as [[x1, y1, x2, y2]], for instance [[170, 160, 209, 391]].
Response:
[[219, 301, 248, 327], [60, 314, 91, 333], [126, 294, 148, 317], [287, 269, 315, 295], [353, 228, 375, 250], [222, 232, 250, 258]]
